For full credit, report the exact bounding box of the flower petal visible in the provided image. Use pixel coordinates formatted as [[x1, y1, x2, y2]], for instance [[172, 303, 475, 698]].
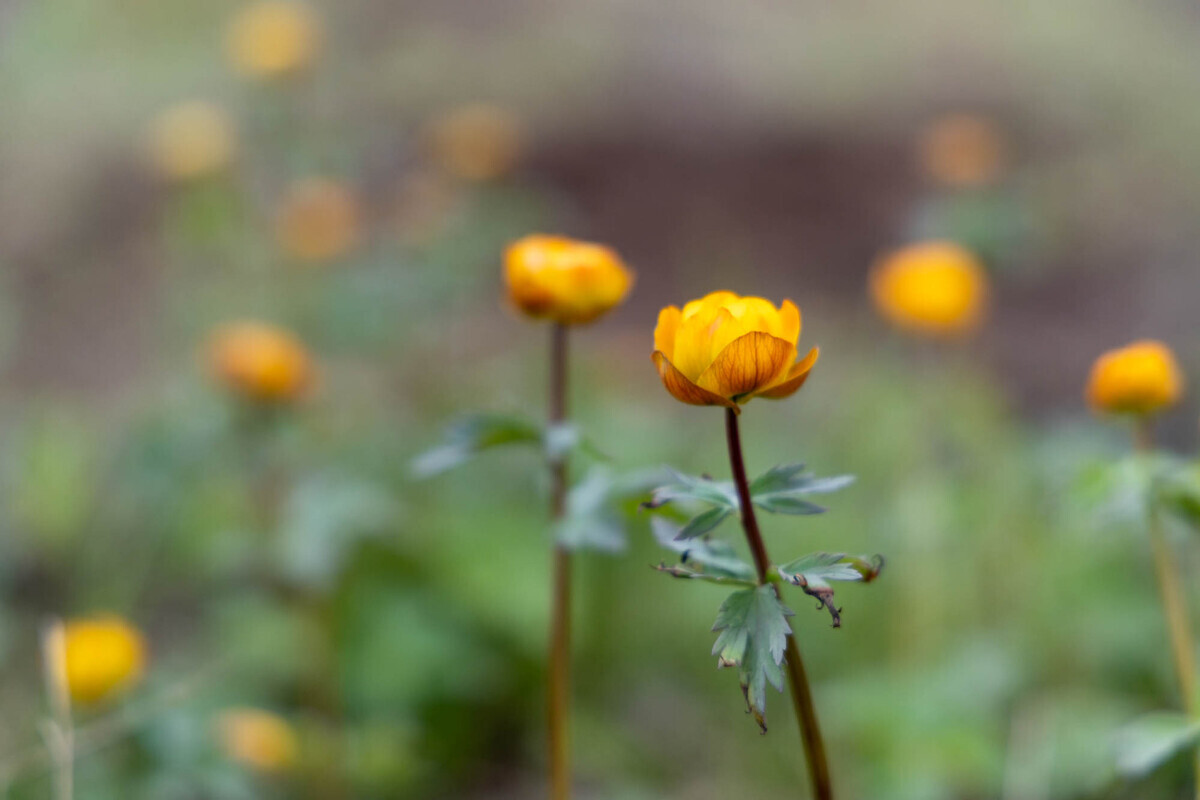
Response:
[[654, 306, 682, 358], [652, 351, 738, 410], [778, 299, 801, 345], [697, 332, 796, 400], [756, 347, 820, 400]]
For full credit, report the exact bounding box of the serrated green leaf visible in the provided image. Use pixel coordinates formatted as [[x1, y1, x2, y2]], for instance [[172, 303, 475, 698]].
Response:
[[748, 462, 808, 495], [651, 518, 754, 581], [676, 507, 732, 540], [754, 495, 827, 515], [644, 469, 738, 511], [410, 414, 542, 477], [748, 464, 854, 516], [1113, 711, 1200, 778], [556, 468, 627, 553], [778, 552, 865, 590], [711, 585, 794, 731]]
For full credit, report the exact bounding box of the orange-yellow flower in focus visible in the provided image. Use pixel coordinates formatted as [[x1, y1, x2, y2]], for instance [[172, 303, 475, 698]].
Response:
[[870, 241, 989, 336], [1086, 340, 1184, 416], [146, 101, 236, 182], [275, 178, 361, 263], [209, 322, 313, 403], [652, 291, 819, 411], [918, 113, 1007, 188], [218, 708, 299, 773], [426, 104, 523, 182], [504, 234, 633, 325], [63, 616, 147, 705], [227, 1, 320, 80]]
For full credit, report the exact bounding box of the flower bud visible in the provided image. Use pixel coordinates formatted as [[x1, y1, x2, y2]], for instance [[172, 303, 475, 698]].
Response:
[[917, 113, 1007, 188], [218, 708, 299, 773], [63, 616, 147, 705], [226, 1, 320, 80], [208, 322, 313, 403], [1086, 340, 1183, 416], [146, 101, 236, 183], [504, 234, 633, 325], [425, 104, 523, 182], [869, 241, 989, 336], [275, 178, 361, 264]]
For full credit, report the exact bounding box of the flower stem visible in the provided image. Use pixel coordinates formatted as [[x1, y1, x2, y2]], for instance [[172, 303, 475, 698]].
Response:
[[725, 408, 833, 800], [1133, 419, 1199, 800], [548, 323, 572, 800]]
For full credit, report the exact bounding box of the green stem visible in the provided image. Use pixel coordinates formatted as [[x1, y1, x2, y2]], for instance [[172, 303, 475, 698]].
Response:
[[548, 324, 572, 800], [1134, 418, 1199, 800], [725, 408, 833, 800]]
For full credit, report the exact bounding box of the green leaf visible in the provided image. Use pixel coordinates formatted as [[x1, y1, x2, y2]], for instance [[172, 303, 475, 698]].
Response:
[[1156, 464, 1200, 532], [410, 414, 542, 477], [676, 507, 732, 540], [556, 468, 628, 553], [750, 464, 854, 516], [651, 518, 755, 581], [644, 469, 738, 511], [778, 552, 884, 627], [1114, 712, 1200, 778], [711, 585, 794, 732]]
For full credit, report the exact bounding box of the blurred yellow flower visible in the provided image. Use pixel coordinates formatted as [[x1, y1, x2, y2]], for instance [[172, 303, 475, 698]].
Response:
[[918, 113, 1007, 188], [227, 1, 320, 79], [208, 321, 313, 403], [218, 708, 299, 773], [63, 616, 147, 705], [275, 178, 361, 263], [146, 101, 236, 182], [869, 241, 989, 336], [426, 104, 523, 182], [1086, 340, 1183, 416], [652, 291, 819, 410], [504, 234, 633, 325]]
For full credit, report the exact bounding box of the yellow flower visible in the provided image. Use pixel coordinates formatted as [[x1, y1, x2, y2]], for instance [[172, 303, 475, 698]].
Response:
[[425, 104, 523, 182], [651, 291, 819, 411], [275, 178, 361, 263], [869, 241, 989, 336], [504, 234, 634, 325], [217, 708, 299, 773], [208, 321, 313, 403], [918, 113, 1007, 188], [226, 1, 320, 80], [1086, 340, 1184, 416], [146, 101, 236, 182], [62, 616, 147, 705]]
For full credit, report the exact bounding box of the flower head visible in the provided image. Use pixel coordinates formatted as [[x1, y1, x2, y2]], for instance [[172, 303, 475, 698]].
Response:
[[425, 104, 523, 182], [146, 101, 236, 182], [918, 113, 1007, 188], [504, 234, 633, 325], [869, 241, 989, 336], [62, 616, 147, 705], [652, 291, 819, 410], [208, 322, 313, 403], [1086, 340, 1184, 416], [218, 708, 299, 773], [226, 1, 320, 80], [275, 178, 361, 264]]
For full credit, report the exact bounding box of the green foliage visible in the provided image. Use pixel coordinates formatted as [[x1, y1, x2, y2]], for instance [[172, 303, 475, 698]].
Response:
[[711, 585, 794, 732], [410, 413, 543, 478], [650, 517, 755, 582], [1113, 712, 1200, 778]]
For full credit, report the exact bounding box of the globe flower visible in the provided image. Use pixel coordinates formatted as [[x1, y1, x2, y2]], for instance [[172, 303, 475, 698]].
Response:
[[208, 321, 313, 403], [146, 101, 236, 182], [426, 104, 523, 182], [651, 291, 819, 411], [918, 113, 1007, 188], [226, 1, 320, 80], [62, 616, 147, 705], [1086, 340, 1184, 416], [869, 241, 989, 336], [218, 708, 299, 773], [504, 234, 633, 325], [275, 178, 361, 263]]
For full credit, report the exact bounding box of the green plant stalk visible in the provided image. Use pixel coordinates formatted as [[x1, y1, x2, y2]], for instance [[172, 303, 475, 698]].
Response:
[[548, 323, 572, 800], [1135, 418, 1199, 800], [725, 408, 833, 800]]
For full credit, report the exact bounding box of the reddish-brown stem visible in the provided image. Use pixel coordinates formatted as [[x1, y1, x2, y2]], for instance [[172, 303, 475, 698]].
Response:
[[725, 408, 833, 800], [548, 323, 572, 800]]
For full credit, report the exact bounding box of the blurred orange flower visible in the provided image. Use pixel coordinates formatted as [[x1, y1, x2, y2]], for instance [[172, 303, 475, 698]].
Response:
[[275, 178, 361, 263], [146, 101, 236, 182], [1086, 340, 1183, 416], [226, 1, 320, 80], [62, 616, 147, 705], [870, 241, 989, 336], [652, 291, 819, 411], [918, 113, 1007, 188], [426, 104, 523, 182], [504, 234, 633, 325], [208, 322, 313, 403], [218, 708, 299, 773]]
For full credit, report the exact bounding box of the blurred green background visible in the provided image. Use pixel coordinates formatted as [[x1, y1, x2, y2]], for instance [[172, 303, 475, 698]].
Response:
[[2, 0, 1200, 797]]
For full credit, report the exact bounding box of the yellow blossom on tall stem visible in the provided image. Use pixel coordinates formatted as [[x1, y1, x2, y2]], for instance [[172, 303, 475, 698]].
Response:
[[1086, 340, 1183, 417], [505, 235, 634, 325], [62, 616, 147, 705], [274, 178, 362, 264], [869, 241, 989, 336], [146, 101, 236, 183], [226, 1, 320, 80], [208, 321, 313, 403], [218, 708, 299, 773], [426, 104, 524, 182]]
